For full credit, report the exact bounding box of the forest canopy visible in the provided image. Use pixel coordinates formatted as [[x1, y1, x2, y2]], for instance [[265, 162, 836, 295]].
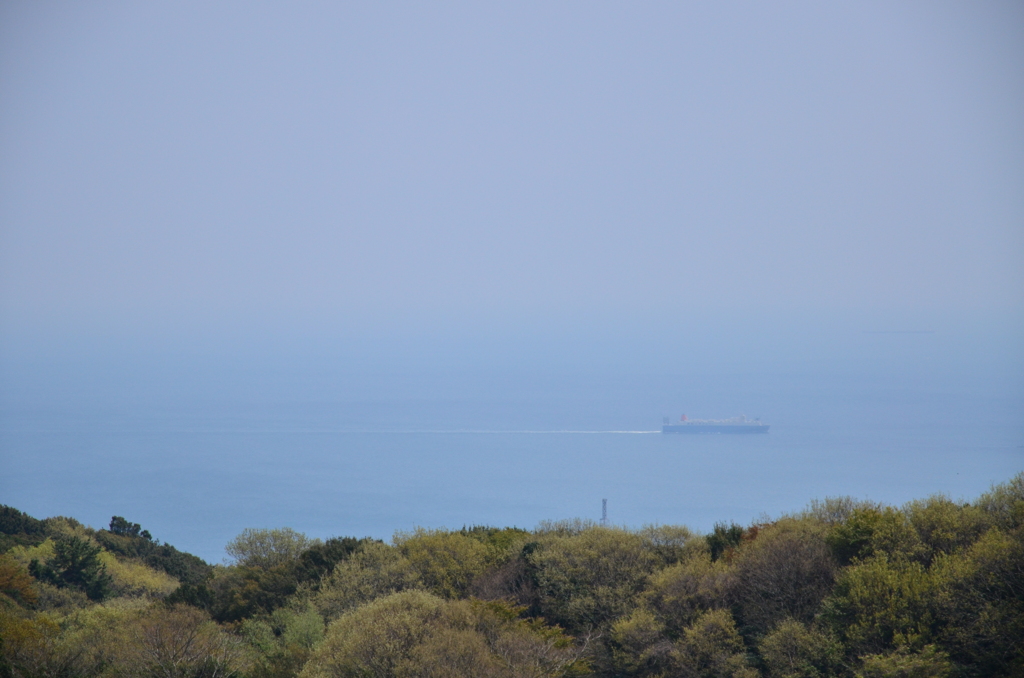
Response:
[[1, 474, 1021, 678]]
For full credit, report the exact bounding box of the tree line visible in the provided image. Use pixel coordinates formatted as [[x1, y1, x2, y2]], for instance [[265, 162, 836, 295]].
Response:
[[1, 473, 1021, 677]]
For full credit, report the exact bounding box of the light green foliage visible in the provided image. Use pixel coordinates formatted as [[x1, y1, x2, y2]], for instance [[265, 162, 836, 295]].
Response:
[[1, 601, 146, 677], [413, 527, 530, 603], [95, 522, 213, 586], [0, 612, 105, 677], [3, 478, 1022, 678], [395, 528, 494, 598], [226, 527, 320, 569], [276, 601, 326, 649], [245, 599, 325, 650], [313, 541, 422, 621], [6, 539, 56, 569], [97, 551, 179, 598], [729, 520, 836, 635], [301, 590, 586, 678], [855, 645, 952, 678], [3, 601, 247, 676], [529, 527, 657, 632], [458, 525, 531, 556], [33, 581, 91, 611], [758, 619, 842, 678], [243, 600, 325, 677], [401, 626, 499, 678], [823, 554, 936, 655], [904, 496, 990, 564], [55, 599, 150, 672], [973, 472, 1024, 530], [929, 527, 1024, 675], [638, 524, 700, 566], [670, 609, 756, 678], [242, 616, 278, 656], [644, 551, 731, 635], [242, 618, 279, 666], [827, 508, 925, 566], [609, 607, 671, 677], [804, 497, 881, 527], [862, 510, 927, 563], [534, 518, 599, 537], [41, 517, 92, 540]]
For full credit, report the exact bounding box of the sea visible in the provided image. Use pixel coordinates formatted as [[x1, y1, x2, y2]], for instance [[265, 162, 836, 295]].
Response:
[[1, 325, 1022, 563]]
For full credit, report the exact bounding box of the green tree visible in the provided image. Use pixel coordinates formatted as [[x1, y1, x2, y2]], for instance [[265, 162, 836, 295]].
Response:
[[822, 554, 935, 656], [28, 535, 111, 601], [0, 506, 46, 554], [826, 508, 925, 566], [855, 645, 952, 678], [243, 601, 325, 678], [0, 556, 38, 608], [758, 619, 842, 678], [904, 497, 989, 565], [293, 536, 368, 587], [314, 541, 422, 621], [0, 613, 101, 678], [528, 527, 657, 633], [644, 550, 731, 636], [303, 590, 466, 678], [396, 528, 494, 599], [669, 609, 756, 678], [0, 506, 45, 538], [109, 515, 152, 541], [707, 523, 744, 562], [95, 528, 212, 586], [117, 604, 251, 678], [929, 527, 1024, 676], [804, 497, 880, 528], [457, 525, 531, 553], [973, 472, 1024, 531], [638, 524, 700, 566], [205, 564, 303, 623], [609, 607, 672, 677], [301, 591, 585, 678], [728, 520, 836, 636], [225, 528, 319, 570], [467, 547, 540, 608]]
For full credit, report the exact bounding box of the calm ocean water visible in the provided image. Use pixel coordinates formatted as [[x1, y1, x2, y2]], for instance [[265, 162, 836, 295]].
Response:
[[2, 359, 1021, 563]]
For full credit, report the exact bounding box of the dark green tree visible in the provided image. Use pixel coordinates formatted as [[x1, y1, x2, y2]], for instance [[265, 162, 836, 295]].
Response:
[[707, 523, 745, 562], [0, 505, 45, 537], [0, 505, 46, 553], [294, 536, 369, 587], [28, 535, 111, 601], [108, 516, 152, 541], [728, 522, 837, 636]]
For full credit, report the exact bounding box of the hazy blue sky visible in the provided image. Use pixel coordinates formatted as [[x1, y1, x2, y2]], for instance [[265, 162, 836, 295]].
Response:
[[1, 2, 1022, 370], [1, 3, 1022, 553]]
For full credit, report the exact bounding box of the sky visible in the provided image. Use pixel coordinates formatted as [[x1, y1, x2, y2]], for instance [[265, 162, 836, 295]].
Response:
[[1, 3, 1022, 554], [1, 1, 1022, 372]]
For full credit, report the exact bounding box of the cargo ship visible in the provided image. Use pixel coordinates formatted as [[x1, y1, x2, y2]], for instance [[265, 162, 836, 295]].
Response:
[[662, 414, 769, 434]]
